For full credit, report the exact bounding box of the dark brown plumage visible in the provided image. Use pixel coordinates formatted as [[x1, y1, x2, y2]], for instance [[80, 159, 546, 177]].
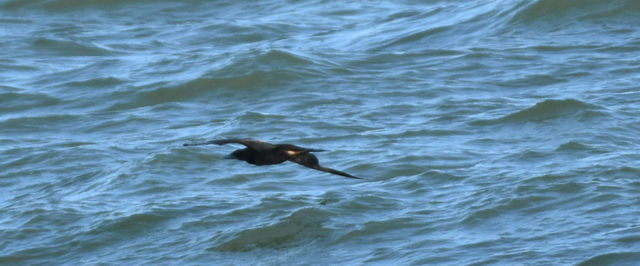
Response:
[[183, 139, 361, 179]]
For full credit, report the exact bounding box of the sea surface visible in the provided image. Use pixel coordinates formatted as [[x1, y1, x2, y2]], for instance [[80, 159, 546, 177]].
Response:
[[1, 0, 640, 265]]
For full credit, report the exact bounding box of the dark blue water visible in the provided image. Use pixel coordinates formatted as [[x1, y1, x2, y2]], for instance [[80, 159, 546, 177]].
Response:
[[2, 0, 640, 265]]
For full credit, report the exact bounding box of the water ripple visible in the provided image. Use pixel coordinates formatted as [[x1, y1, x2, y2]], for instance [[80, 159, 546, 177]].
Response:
[[2, 0, 640, 264]]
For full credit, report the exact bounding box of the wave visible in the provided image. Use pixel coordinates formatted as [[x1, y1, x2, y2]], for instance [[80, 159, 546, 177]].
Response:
[[0, 114, 79, 133], [359, 0, 637, 52], [0, 91, 62, 113], [363, 2, 506, 51], [554, 140, 609, 154], [577, 251, 640, 266], [495, 74, 567, 88], [84, 212, 171, 237], [1, 0, 158, 10], [374, 25, 453, 51], [214, 207, 331, 251], [0, 209, 179, 264], [472, 99, 605, 125], [501, 99, 599, 122], [106, 49, 323, 110], [212, 49, 323, 79], [63, 77, 126, 88], [358, 0, 640, 52], [31, 38, 112, 57], [509, 0, 640, 24]]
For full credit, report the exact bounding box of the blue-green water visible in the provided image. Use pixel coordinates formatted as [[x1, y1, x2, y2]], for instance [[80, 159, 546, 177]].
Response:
[[2, 0, 640, 265]]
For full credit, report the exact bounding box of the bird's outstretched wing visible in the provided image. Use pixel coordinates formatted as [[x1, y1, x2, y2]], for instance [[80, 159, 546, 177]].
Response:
[[309, 165, 362, 179], [183, 139, 274, 151], [289, 153, 361, 179], [274, 143, 326, 153]]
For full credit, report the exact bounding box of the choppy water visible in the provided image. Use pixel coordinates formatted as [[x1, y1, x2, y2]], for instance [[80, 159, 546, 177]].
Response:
[[2, 0, 640, 265]]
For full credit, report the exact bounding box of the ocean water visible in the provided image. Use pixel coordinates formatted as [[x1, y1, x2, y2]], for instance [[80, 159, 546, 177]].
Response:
[[1, 0, 640, 265]]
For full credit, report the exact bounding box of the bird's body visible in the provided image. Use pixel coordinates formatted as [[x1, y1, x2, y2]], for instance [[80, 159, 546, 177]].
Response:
[[183, 139, 360, 179]]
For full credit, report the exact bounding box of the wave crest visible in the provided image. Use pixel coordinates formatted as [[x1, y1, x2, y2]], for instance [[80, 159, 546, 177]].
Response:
[[509, 0, 638, 24], [215, 208, 331, 251], [473, 99, 605, 125]]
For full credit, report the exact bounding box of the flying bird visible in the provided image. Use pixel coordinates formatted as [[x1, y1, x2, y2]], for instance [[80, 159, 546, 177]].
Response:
[[183, 139, 361, 179]]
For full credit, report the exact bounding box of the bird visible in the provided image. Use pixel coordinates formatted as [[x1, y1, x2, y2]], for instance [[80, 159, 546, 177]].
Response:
[[183, 138, 361, 179]]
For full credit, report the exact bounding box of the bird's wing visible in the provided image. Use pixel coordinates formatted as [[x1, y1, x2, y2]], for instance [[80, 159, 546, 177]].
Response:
[[289, 153, 361, 179], [274, 144, 326, 153], [309, 165, 362, 179], [184, 139, 274, 150]]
